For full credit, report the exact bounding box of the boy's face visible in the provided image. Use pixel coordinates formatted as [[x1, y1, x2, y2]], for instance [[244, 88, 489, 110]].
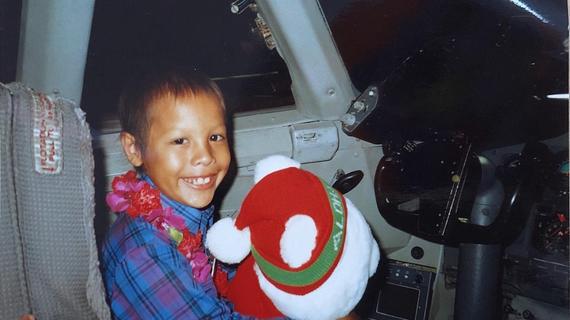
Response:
[[137, 93, 230, 208]]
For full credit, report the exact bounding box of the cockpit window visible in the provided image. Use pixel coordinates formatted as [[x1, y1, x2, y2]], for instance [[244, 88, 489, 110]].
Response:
[[319, 0, 428, 91], [320, 0, 568, 148], [320, 0, 568, 92], [0, 0, 21, 83], [82, 0, 294, 130]]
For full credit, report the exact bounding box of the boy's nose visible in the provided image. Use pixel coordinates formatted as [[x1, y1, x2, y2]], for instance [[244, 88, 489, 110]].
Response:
[[191, 143, 214, 166]]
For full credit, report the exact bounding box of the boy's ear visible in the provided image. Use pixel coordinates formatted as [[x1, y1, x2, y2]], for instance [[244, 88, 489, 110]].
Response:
[[120, 132, 143, 167]]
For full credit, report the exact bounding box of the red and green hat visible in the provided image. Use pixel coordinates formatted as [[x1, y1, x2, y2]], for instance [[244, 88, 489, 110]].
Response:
[[235, 167, 348, 295]]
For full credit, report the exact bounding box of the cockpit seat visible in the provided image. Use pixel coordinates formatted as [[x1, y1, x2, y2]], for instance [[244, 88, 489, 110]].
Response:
[[0, 83, 110, 319]]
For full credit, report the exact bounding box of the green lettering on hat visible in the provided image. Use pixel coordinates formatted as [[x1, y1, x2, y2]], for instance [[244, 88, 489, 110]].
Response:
[[251, 180, 346, 287]]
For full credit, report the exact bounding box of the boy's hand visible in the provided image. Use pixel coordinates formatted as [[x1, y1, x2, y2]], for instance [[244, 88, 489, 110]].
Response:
[[19, 315, 35, 320]]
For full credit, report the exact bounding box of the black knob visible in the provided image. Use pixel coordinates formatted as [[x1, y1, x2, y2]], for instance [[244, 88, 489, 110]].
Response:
[[332, 170, 364, 194], [411, 246, 424, 259], [522, 310, 535, 320]]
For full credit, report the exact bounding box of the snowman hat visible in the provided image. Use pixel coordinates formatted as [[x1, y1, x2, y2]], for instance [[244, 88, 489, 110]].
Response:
[[206, 155, 348, 295]]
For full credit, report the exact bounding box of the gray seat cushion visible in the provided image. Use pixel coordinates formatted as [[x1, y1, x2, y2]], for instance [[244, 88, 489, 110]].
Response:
[[0, 83, 110, 320]]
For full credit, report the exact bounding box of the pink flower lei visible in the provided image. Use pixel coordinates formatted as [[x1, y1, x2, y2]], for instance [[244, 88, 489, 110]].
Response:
[[106, 171, 229, 292]]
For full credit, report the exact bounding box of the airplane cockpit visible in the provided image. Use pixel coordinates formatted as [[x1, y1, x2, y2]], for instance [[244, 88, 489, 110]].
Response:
[[1, 0, 568, 319]]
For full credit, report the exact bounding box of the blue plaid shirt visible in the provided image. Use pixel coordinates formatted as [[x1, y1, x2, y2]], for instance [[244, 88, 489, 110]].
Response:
[[101, 175, 252, 319]]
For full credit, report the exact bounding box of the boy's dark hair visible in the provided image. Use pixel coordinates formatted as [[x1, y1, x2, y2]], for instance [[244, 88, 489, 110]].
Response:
[[118, 67, 225, 151]]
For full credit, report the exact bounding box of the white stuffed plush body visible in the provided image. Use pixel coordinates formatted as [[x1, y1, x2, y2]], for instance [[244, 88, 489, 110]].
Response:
[[206, 155, 380, 320]]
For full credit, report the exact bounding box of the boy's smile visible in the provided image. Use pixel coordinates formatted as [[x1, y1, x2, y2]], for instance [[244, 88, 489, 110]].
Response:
[[135, 93, 230, 208]]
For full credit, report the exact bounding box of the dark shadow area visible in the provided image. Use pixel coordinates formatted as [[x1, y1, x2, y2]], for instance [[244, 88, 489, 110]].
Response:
[[322, 0, 568, 150], [92, 143, 111, 252], [0, 0, 21, 83]]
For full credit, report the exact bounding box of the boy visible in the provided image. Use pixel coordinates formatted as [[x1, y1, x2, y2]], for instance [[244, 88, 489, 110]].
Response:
[[101, 68, 251, 319]]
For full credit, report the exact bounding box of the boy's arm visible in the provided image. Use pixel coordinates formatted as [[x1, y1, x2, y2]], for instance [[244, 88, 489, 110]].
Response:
[[109, 244, 253, 320]]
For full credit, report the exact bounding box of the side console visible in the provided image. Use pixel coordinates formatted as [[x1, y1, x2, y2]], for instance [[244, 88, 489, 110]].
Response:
[[357, 260, 436, 320]]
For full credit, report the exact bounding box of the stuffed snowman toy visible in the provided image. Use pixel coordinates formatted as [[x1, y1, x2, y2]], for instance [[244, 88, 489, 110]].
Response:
[[206, 155, 380, 319]]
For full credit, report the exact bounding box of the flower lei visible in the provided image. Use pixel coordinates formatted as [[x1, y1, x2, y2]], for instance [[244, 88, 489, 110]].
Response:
[[106, 171, 229, 295]]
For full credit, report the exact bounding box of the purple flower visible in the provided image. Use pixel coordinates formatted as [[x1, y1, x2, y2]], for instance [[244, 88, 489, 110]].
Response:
[[146, 208, 167, 230], [190, 251, 211, 283], [146, 207, 186, 231], [128, 180, 144, 192], [114, 179, 144, 193], [162, 207, 186, 230], [106, 192, 129, 212]]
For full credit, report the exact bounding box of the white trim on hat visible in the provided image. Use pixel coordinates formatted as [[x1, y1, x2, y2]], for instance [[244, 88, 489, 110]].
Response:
[[254, 155, 301, 183], [205, 217, 251, 264]]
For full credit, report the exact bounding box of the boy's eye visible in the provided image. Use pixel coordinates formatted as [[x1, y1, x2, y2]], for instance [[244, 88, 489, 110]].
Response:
[[173, 138, 187, 145], [210, 134, 225, 142]]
